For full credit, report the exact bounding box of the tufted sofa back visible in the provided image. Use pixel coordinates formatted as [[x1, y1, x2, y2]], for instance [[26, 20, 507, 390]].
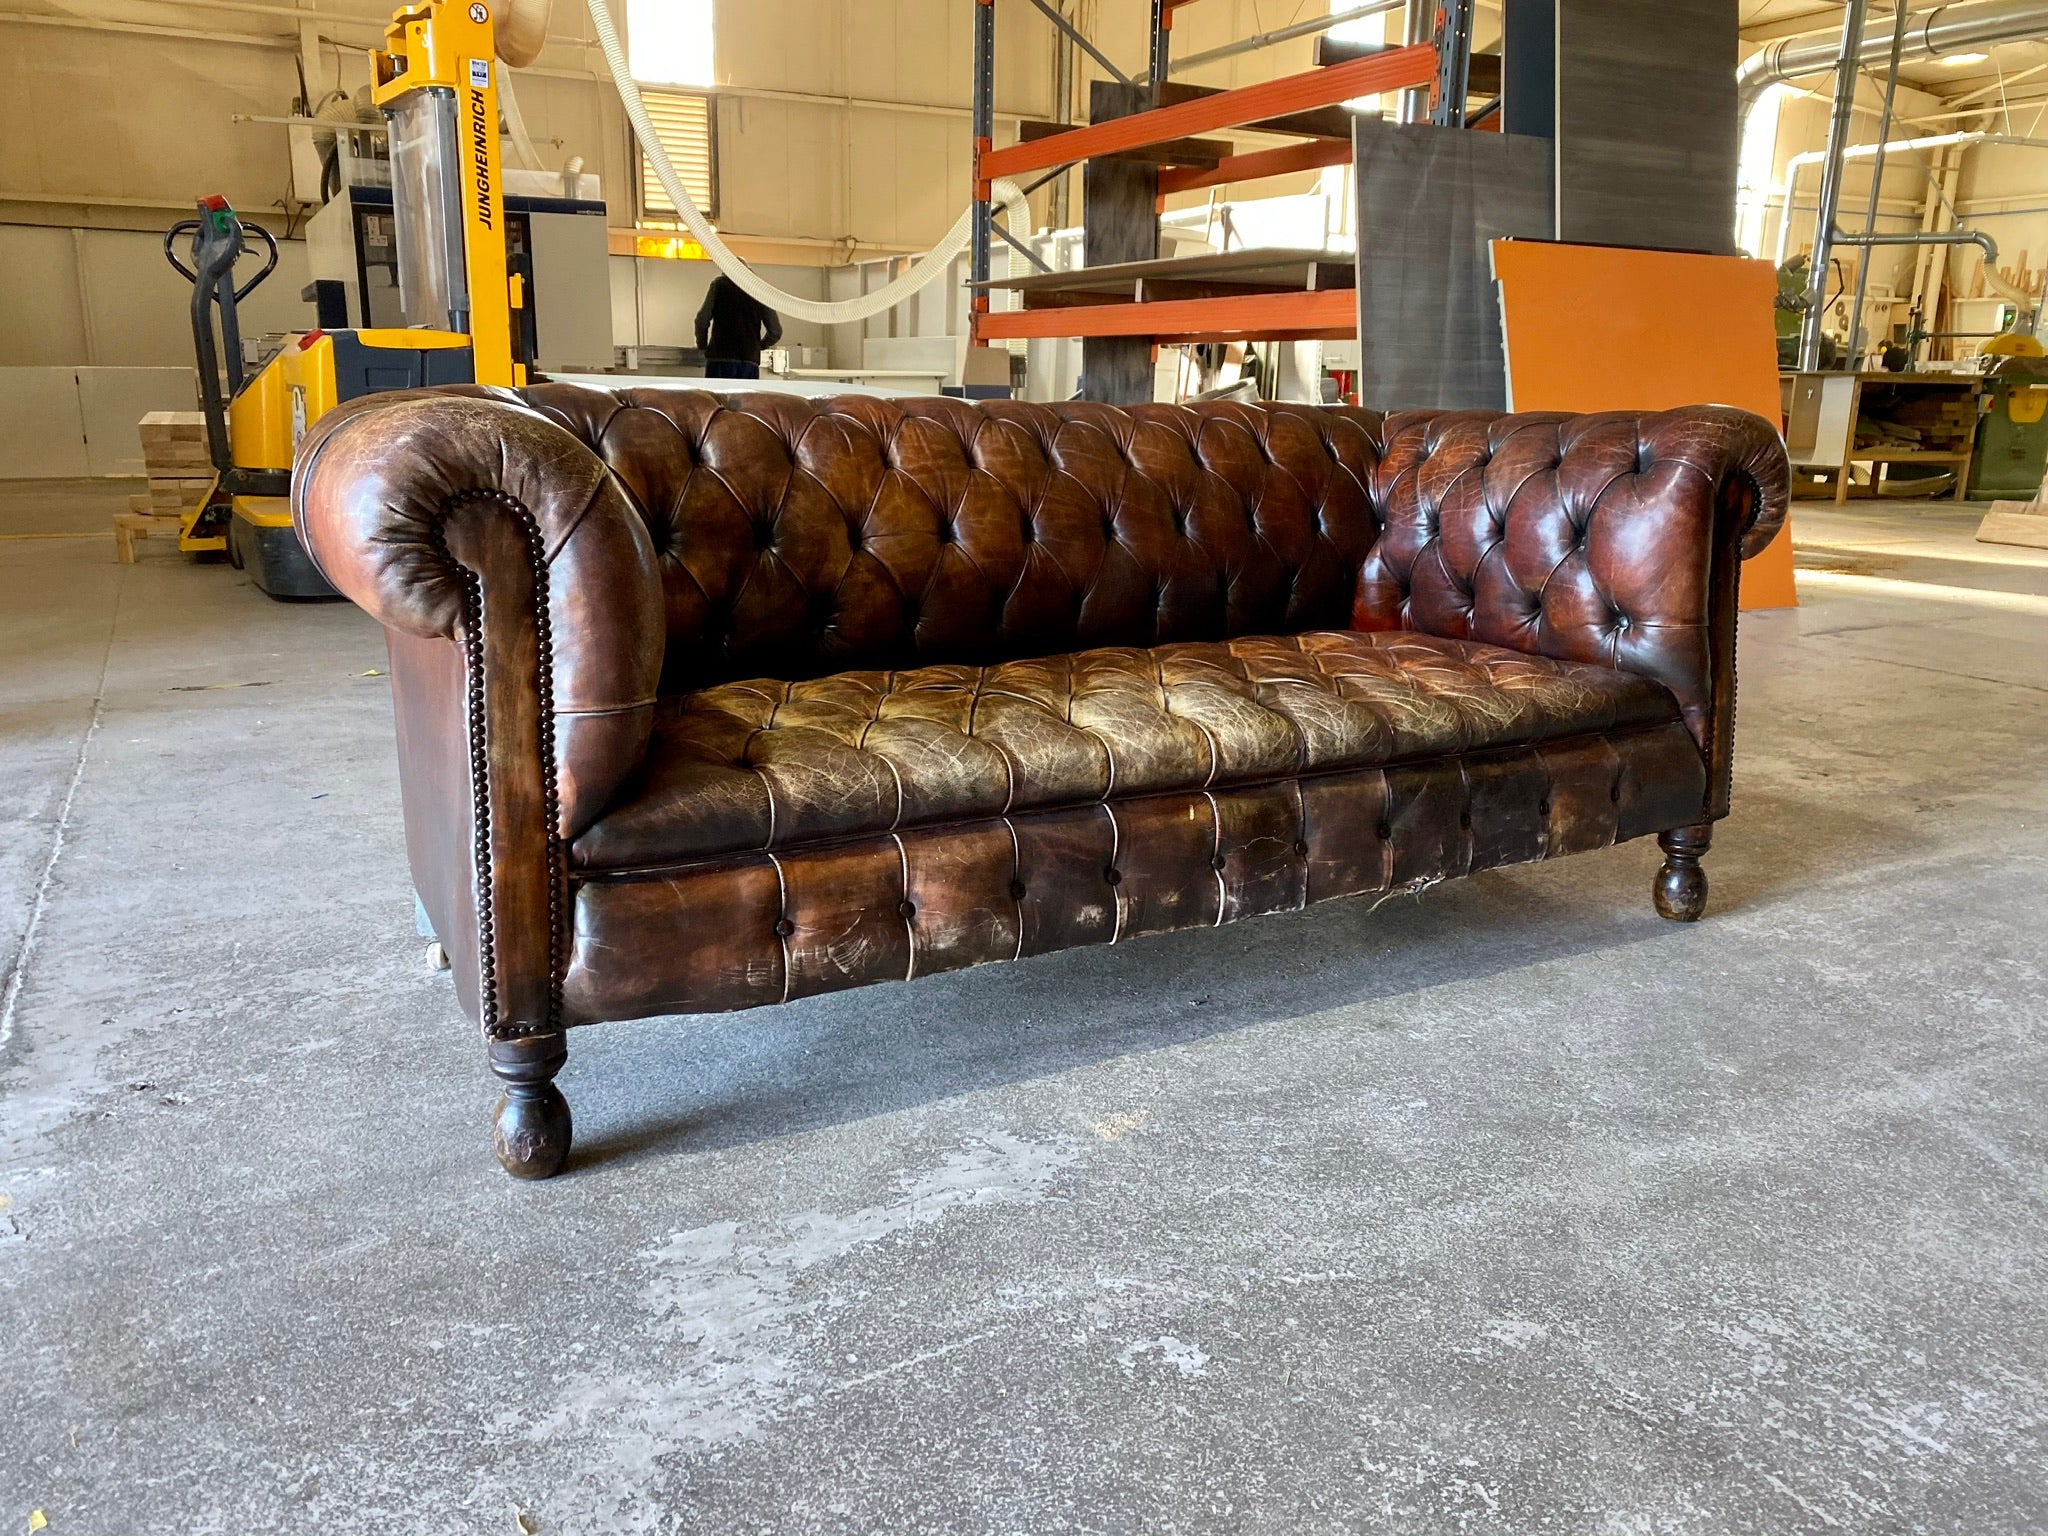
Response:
[[480, 385, 1782, 776], [500, 384, 1386, 692]]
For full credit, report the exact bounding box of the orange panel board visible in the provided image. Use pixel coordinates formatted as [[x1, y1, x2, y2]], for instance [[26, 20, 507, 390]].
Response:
[[1491, 240, 1797, 610]]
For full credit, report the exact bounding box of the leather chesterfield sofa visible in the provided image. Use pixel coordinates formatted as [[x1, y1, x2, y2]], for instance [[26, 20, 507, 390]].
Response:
[[294, 384, 1788, 1178]]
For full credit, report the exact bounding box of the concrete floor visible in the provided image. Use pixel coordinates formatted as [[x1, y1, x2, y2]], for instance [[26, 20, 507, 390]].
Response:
[[1, 482, 2043, 1534]]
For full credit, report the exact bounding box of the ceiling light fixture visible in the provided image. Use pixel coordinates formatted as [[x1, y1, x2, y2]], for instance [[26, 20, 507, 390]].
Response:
[[1941, 51, 1990, 66]]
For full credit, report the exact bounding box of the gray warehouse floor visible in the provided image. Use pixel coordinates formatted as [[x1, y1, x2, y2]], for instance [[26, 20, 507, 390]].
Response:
[[1, 488, 2044, 1534]]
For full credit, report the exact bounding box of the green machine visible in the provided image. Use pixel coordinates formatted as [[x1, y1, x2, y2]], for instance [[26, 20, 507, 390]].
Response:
[[1969, 335, 2048, 500]]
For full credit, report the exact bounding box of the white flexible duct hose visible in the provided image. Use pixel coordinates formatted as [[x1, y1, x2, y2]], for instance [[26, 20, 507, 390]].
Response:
[[584, 0, 1030, 326], [497, 67, 547, 173], [495, 0, 552, 67]]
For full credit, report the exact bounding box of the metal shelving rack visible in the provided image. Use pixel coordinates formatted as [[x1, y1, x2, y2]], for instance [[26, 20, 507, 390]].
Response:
[[964, 1, 1440, 394]]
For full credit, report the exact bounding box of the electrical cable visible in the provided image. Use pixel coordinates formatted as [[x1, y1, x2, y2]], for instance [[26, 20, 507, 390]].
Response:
[[583, 0, 1031, 325]]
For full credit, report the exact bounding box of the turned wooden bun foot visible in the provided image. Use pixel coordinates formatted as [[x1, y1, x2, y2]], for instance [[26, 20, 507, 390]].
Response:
[[1653, 824, 1711, 923], [489, 1033, 572, 1179]]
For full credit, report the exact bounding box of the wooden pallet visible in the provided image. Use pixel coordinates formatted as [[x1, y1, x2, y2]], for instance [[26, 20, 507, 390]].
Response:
[[114, 511, 184, 564]]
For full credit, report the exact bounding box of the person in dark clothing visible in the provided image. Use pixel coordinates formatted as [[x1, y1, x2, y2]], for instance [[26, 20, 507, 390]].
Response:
[[693, 274, 783, 379]]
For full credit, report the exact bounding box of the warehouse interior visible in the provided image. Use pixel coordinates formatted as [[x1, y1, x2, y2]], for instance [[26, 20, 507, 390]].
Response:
[[3, 1, 2045, 1530]]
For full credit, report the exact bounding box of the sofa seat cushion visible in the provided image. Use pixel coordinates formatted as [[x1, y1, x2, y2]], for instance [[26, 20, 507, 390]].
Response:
[[570, 630, 1683, 872]]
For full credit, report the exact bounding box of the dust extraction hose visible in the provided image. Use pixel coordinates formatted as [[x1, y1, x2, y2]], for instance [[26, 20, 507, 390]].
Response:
[[583, 0, 1030, 326]]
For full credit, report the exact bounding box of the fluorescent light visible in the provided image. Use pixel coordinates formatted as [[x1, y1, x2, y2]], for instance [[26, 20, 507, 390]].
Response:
[[1940, 51, 1990, 66]]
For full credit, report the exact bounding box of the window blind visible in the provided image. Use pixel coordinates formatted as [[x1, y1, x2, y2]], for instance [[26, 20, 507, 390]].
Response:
[[638, 91, 717, 220]]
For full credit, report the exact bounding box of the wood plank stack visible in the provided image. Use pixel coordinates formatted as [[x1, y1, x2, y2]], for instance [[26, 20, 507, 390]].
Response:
[[1855, 386, 1977, 454], [119, 412, 217, 563]]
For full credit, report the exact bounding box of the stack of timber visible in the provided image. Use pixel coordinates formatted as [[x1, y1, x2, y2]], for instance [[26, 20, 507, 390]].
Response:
[[118, 412, 217, 563]]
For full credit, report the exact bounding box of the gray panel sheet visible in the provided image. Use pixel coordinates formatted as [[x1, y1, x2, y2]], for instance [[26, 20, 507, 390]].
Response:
[[1555, 0, 1738, 254], [1352, 118, 1554, 412], [1082, 80, 1159, 405]]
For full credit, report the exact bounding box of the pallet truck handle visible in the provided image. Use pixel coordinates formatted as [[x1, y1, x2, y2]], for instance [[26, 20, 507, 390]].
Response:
[[163, 218, 277, 301], [163, 219, 203, 283], [234, 224, 280, 303]]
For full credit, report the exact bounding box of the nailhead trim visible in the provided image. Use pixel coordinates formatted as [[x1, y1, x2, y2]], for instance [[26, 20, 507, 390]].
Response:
[[438, 490, 565, 1042]]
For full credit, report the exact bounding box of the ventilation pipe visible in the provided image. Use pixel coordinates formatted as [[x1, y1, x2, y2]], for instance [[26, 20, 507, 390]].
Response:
[[1739, 0, 2048, 112], [1797, 1, 1870, 372]]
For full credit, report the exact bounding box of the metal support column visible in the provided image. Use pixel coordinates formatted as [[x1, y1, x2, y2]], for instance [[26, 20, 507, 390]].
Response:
[[970, 0, 995, 342], [1847, 1, 1911, 365], [1149, 0, 1169, 101], [1798, 0, 1870, 371], [1430, 0, 1477, 127], [1398, 0, 1434, 123]]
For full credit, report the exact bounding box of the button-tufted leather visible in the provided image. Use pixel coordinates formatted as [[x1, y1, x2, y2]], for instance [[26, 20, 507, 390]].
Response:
[[291, 384, 1786, 1054], [572, 629, 1680, 871], [563, 722, 1709, 1024], [1358, 407, 1787, 757], [474, 385, 1387, 691]]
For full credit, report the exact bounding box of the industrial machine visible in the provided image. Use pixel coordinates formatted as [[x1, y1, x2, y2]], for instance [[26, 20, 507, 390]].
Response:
[[302, 122, 610, 369], [164, 0, 559, 598], [1968, 332, 2048, 500]]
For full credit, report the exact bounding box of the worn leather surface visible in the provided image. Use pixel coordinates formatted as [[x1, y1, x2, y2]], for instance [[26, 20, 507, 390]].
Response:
[[492, 386, 1387, 687], [385, 627, 486, 1023], [1360, 408, 1787, 757], [563, 723, 1708, 1023], [572, 629, 1681, 871], [295, 384, 1786, 1033], [293, 391, 666, 840]]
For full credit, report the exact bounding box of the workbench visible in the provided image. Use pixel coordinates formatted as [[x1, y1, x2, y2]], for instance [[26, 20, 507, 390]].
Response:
[[1783, 370, 1980, 504]]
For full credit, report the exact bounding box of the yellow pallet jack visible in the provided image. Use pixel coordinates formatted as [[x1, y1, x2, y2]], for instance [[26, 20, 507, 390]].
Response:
[[163, 0, 535, 598]]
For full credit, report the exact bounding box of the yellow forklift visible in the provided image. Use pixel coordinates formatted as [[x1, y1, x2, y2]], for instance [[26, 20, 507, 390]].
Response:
[[164, 0, 541, 597]]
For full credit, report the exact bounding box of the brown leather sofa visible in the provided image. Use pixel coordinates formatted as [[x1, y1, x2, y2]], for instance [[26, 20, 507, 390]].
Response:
[[294, 384, 1789, 1178]]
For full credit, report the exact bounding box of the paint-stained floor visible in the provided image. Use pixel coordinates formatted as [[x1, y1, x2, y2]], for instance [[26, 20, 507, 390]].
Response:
[[2, 485, 2044, 1534]]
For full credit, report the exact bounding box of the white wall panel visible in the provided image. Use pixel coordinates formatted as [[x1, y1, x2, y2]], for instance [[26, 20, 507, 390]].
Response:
[[0, 227, 90, 366], [77, 368, 200, 476], [0, 369, 91, 478], [3, 24, 295, 218], [76, 231, 313, 369], [716, 96, 846, 246]]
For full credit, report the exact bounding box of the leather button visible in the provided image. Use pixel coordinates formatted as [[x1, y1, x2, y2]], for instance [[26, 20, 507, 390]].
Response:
[[1008, 879, 1027, 900], [1610, 779, 1624, 803], [1293, 840, 1309, 856], [1538, 798, 1552, 816], [774, 918, 795, 937], [1458, 808, 1472, 829], [897, 899, 916, 919], [1103, 867, 1123, 886], [1376, 821, 1392, 841], [1210, 853, 1227, 872]]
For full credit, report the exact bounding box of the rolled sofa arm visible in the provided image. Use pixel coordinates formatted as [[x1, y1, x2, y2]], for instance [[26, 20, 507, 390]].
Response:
[[294, 390, 664, 1037], [1361, 404, 1791, 823]]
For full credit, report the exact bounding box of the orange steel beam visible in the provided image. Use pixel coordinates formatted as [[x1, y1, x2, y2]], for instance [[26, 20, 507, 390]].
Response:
[[977, 288, 1355, 341], [978, 44, 1436, 181], [1157, 137, 1352, 197], [1151, 331, 1356, 344]]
